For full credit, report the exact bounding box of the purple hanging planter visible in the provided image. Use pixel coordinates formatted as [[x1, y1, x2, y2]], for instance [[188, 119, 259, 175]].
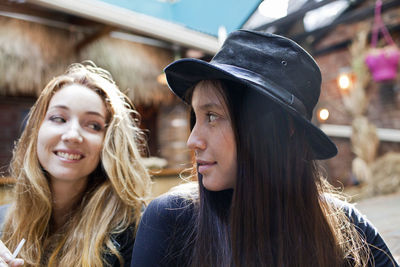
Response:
[[366, 46, 400, 82], [365, 0, 399, 82]]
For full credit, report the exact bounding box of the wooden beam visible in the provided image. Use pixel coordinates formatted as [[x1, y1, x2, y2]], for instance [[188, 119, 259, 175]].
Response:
[[320, 124, 400, 143], [0, 1, 99, 29], [0, 1, 107, 41], [75, 25, 115, 52], [292, 0, 400, 43], [313, 23, 400, 56], [253, 0, 339, 32], [27, 0, 220, 54], [0, 1, 69, 21]]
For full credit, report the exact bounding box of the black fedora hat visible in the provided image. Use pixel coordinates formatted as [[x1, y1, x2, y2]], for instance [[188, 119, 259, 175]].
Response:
[[165, 30, 337, 159]]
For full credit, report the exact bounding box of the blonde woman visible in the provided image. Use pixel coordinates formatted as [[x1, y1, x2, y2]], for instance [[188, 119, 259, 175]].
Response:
[[0, 61, 151, 266]]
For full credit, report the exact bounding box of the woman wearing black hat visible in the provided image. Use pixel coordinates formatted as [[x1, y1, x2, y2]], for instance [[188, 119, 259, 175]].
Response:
[[131, 30, 398, 267]]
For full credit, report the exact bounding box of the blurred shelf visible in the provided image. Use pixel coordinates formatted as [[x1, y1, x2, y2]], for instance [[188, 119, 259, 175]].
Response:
[[0, 168, 190, 185], [149, 168, 188, 177], [320, 124, 400, 142], [0, 177, 16, 185]]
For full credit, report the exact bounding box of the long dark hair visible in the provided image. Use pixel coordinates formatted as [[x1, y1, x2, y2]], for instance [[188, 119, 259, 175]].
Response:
[[180, 80, 368, 267]]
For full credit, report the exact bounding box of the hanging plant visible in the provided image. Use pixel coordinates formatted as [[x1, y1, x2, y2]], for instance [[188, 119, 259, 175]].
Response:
[[365, 0, 400, 82]]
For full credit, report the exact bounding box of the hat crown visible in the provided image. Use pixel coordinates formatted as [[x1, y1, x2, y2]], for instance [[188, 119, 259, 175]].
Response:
[[164, 30, 338, 159], [212, 30, 321, 119]]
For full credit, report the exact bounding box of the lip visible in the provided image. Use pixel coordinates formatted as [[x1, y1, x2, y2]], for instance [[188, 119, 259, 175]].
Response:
[[54, 149, 85, 162], [197, 159, 216, 174]]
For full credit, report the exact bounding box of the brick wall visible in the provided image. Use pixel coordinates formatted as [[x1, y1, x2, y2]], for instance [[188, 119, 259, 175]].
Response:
[[313, 8, 400, 186], [0, 97, 35, 175]]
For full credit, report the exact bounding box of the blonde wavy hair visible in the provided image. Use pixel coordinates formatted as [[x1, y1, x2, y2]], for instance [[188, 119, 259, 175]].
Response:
[[1, 61, 152, 266]]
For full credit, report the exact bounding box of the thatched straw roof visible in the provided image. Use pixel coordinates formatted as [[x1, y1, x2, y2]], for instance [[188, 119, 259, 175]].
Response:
[[0, 17, 77, 96], [0, 17, 175, 105], [79, 36, 175, 105]]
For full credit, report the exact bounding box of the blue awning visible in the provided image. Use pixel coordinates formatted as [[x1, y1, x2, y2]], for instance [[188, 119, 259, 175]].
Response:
[[99, 0, 262, 36]]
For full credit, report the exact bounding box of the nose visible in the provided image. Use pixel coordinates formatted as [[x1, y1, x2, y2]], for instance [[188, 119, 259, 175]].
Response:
[[61, 122, 83, 143], [187, 124, 206, 151]]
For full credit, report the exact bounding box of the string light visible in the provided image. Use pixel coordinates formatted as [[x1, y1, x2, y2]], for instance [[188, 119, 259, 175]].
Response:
[[337, 67, 355, 92], [338, 73, 351, 91], [318, 108, 329, 122]]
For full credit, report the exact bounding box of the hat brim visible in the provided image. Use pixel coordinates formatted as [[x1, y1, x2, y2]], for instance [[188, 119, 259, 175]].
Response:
[[165, 58, 337, 160]]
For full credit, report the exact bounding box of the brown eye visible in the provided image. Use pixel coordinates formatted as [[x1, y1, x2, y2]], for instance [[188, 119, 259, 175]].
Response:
[[49, 116, 66, 123], [207, 113, 218, 123], [88, 122, 103, 132]]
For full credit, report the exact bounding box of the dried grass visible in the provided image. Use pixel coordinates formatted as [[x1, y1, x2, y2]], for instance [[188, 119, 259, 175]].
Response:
[[342, 27, 370, 116], [0, 17, 175, 105], [78, 36, 175, 105], [351, 116, 379, 164], [346, 153, 400, 200], [0, 17, 78, 96], [344, 25, 400, 200]]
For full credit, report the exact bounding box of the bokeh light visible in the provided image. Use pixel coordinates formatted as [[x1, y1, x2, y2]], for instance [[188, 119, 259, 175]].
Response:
[[318, 108, 329, 122]]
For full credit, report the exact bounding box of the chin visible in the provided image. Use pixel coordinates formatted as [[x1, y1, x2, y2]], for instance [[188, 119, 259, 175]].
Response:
[[202, 181, 231, 192], [50, 172, 87, 182]]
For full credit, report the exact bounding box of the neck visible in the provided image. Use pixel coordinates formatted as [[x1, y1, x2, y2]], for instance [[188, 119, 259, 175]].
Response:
[[50, 178, 88, 230]]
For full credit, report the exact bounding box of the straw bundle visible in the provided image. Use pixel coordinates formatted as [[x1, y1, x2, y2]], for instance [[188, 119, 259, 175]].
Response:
[[342, 27, 378, 187], [350, 116, 378, 185], [351, 157, 372, 186], [351, 116, 379, 164], [78, 36, 174, 106], [347, 152, 400, 200], [342, 28, 370, 116], [370, 152, 400, 195], [0, 17, 78, 96], [343, 25, 400, 199]]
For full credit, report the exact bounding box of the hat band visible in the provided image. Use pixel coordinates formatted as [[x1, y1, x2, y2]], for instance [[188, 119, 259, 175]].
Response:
[[212, 63, 309, 119]]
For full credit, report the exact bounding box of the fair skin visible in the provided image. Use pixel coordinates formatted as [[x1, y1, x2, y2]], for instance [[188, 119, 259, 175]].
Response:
[[37, 84, 107, 228], [187, 82, 237, 191], [0, 241, 24, 267], [0, 84, 107, 266]]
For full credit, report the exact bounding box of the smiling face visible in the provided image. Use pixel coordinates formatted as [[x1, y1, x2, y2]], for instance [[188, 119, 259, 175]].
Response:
[[37, 84, 107, 186], [187, 81, 237, 191]]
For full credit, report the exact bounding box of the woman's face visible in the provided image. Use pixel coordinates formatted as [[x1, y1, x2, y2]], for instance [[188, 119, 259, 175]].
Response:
[[37, 84, 107, 185], [187, 82, 237, 191]]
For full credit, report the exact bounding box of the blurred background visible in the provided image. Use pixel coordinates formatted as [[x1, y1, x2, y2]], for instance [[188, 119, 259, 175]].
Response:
[[0, 0, 399, 258]]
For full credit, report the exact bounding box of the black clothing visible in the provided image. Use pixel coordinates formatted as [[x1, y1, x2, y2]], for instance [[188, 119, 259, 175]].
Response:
[[131, 193, 399, 267], [104, 224, 135, 267], [132, 194, 194, 267]]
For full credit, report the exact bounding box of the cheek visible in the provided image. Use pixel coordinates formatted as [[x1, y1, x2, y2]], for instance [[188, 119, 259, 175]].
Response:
[[37, 121, 57, 144], [219, 126, 237, 167], [90, 135, 105, 157], [228, 140, 237, 173], [36, 126, 52, 168], [37, 125, 49, 157], [227, 127, 237, 175], [226, 126, 236, 159]]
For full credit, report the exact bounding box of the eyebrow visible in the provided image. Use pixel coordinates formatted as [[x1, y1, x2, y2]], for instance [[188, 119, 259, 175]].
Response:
[[48, 105, 106, 119], [196, 102, 224, 111]]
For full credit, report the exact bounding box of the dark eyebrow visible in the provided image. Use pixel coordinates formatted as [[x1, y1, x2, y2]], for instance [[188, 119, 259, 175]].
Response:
[[48, 105, 106, 120], [197, 102, 224, 111]]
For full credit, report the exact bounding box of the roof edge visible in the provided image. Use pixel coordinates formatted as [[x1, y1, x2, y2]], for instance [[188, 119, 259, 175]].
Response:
[[27, 0, 220, 54]]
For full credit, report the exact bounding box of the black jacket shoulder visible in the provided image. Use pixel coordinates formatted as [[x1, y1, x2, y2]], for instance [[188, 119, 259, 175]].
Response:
[[131, 193, 195, 267]]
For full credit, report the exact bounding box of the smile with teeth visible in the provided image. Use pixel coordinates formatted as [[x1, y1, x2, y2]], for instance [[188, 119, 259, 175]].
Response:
[[56, 151, 83, 160]]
